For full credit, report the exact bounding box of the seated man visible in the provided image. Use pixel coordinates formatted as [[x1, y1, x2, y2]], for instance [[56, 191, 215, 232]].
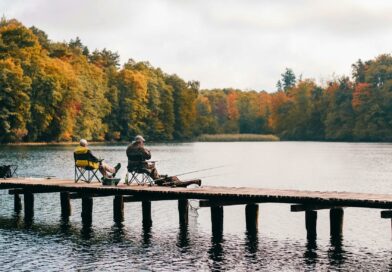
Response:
[[126, 135, 159, 179], [74, 139, 121, 178], [126, 135, 201, 187]]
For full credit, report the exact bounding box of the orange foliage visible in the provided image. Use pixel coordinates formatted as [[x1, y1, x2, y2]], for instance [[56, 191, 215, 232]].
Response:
[[226, 92, 239, 120], [268, 91, 288, 129], [325, 82, 339, 95], [352, 83, 371, 109], [258, 91, 271, 117]]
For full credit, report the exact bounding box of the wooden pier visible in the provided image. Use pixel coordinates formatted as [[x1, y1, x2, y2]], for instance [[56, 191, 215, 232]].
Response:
[[2, 177, 392, 239]]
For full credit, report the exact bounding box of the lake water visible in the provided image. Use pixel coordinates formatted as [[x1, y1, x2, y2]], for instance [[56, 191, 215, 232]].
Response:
[[1, 142, 392, 271]]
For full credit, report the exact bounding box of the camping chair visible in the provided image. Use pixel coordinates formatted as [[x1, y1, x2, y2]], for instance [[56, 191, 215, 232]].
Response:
[[74, 154, 102, 183], [0, 165, 17, 179], [125, 160, 155, 186]]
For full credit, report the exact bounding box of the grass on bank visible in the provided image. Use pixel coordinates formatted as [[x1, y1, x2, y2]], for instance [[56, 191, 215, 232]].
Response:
[[197, 134, 280, 142]]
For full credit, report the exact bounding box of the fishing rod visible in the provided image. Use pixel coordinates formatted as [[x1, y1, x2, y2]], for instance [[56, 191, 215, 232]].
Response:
[[174, 165, 228, 177], [189, 173, 223, 180]]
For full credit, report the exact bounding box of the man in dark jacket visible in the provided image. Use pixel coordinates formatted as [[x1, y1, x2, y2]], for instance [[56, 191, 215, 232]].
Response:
[[126, 135, 201, 187], [126, 135, 159, 179]]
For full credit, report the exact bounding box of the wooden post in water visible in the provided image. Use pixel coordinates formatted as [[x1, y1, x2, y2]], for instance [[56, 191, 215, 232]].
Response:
[[178, 199, 189, 226], [14, 193, 22, 213], [245, 204, 259, 234], [330, 208, 344, 237], [81, 196, 93, 226], [24, 192, 34, 221], [305, 210, 317, 239], [113, 195, 124, 223], [211, 206, 224, 236], [142, 201, 152, 227], [60, 192, 72, 219]]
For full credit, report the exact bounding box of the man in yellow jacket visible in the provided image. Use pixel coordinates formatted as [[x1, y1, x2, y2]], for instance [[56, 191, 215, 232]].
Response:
[[74, 139, 121, 178]]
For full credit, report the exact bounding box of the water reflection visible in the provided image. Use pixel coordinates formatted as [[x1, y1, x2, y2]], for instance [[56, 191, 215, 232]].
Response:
[[328, 236, 346, 267], [110, 223, 126, 244], [208, 235, 224, 272], [177, 224, 189, 249], [80, 224, 94, 240], [245, 230, 258, 254], [11, 212, 23, 229], [304, 237, 318, 268], [24, 215, 34, 229], [142, 222, 152, 245], [59, 218, 71, 234]]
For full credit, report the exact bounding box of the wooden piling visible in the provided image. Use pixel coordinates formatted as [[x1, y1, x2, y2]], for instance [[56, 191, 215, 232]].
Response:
[[113, 195, 124, 223], [178, 199, 189, 226], [245, 204, 259, 233], [24, 192, 34, 221], [211, 206, 224, 235], [60, 192, 72, 219], [81, 196, 93, 226], [14, 193, 22, 213], [330, 208, 344, 237], [305, 210, 317, 239], [142, 201, 152, 227]]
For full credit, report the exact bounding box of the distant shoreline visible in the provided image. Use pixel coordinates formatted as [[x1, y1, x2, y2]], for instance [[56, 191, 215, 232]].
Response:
[[2, 134, 280, 145], [5, 134, 392, 145]]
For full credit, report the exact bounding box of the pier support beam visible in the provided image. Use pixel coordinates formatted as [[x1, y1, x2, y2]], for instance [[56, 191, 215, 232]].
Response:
[[178, 199, 189, 226], [81, 196, 93, 226], [142, 201, 152, 227], [113, 195, 124, 223], [14, 193, 22, 213], [24, 192, 34, 221], [211, 206, 224, 236], [330, 208, 344, 238], [245, 204, 259, 234], [305, 210, 317, 239], [60, 192, 72, 219], [381, 210, 392, 237]]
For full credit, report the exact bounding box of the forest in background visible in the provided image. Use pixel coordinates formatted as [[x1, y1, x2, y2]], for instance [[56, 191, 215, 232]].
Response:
[[1, 18, 392, 143]]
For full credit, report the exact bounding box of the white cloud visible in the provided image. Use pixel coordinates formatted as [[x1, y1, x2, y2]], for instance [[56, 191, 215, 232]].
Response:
[[2, 0, 392, 91]]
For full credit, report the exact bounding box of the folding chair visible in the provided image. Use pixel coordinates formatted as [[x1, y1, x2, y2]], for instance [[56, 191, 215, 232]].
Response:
[[74, 152, 102, 183], [74, 164, 101, 183], [0, 165, 18, 179], [124, 161, 155, 186]]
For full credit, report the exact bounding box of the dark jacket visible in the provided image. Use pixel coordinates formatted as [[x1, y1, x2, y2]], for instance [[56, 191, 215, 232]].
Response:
[[126, 142, 151, 170]]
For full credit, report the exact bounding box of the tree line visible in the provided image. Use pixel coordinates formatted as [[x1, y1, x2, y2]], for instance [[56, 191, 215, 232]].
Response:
[[1, 18, 392, 143]]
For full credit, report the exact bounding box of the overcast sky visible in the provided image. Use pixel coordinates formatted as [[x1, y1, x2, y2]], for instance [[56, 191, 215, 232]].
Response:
[[2, 0, 392, 91]]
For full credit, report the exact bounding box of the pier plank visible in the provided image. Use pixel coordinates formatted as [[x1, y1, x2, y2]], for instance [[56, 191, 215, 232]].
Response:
[[1, 178, 392, 209]]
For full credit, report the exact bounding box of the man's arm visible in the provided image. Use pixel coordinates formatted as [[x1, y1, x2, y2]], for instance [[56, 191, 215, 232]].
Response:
[[141, 147, 151, 160], [87, 150, 100, 162]]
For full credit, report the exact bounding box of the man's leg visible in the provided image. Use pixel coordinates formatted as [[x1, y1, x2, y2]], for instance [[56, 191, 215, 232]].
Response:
[[159, 176, 202, 187], [148, 164, 160, 180], [100, 162, 116, 177], [174, 179, 202, 187], [99, 166, 108, 177]]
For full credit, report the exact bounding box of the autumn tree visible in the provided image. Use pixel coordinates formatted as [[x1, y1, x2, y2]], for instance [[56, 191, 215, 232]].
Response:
[[0, 58, 31, 142], [166, 75, 198, 139], [324, 77, 355, 140], [115, 67, 148, 139]]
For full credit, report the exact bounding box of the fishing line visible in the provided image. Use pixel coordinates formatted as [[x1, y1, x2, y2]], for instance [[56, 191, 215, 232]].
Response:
[[175, 164, 229, 177]]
